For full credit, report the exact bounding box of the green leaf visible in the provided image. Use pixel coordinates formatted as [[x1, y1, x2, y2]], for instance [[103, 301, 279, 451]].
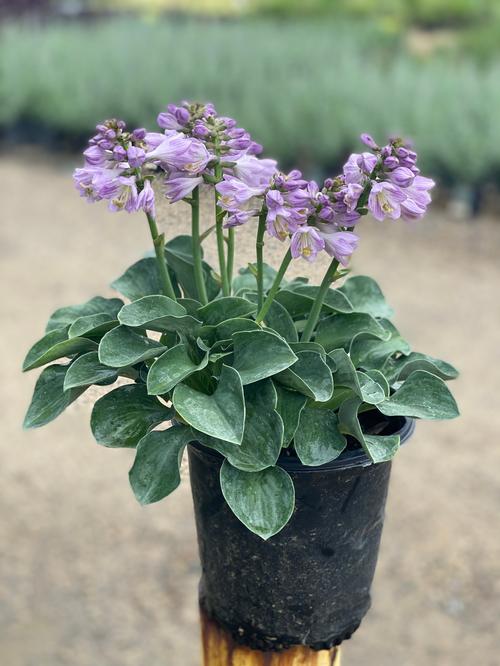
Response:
[[91, 384, 172, 448], [315, 313, 390, 352], [111, 257, 164, 301], [274, 383, 308, 446], [338, 397, 400, 463], [365, 368, 390, 397], [294, 408, 346, 466], [391, 352, 459, 382], [246, 293, 298, 342], [196, 379, 283, 472], [129, 425, 193, 504], [63, 351, 118, 390], [23, 363, 86, 429], [293, 285, 353, 313], [46, 296, 124, 333], [118, 295, 201, 336], [220, 462, 295, 540], [233, 263, 277, 294], [23, 328, 98, 372], [289, 341, 326, 359], [98, 326, 166, 368], [276, 351, 333, 402], [327, 348, 385, 403], [232, 330, 297, 385], [357, 371, 386, 405], [215, 317, 261, 340], [68, 314, 118, 339], [173, 364, 245, 445], [165, 235, 220, 300], [339, 275, 393, 318], [147, 343, 209, 395], [378, 370, 459, 420], [197, 297, 256, 326]]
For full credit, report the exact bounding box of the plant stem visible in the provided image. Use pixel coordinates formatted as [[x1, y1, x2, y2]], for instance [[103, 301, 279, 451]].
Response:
[[255, 248, 292, 324], [191, 186, 208, 305], [214, 163, 230, 296], [301, 257, 340, 342], [146, 212, 177, 301], [256, 210, 266, 311], [227, 227, 235, 294]]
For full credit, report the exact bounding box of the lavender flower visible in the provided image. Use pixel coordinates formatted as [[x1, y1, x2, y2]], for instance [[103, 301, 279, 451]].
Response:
[[164, 175, 204, 203], [216, 177, 266, 212], [316, 227, 359, 266], [368, 182, 407, 221], [232, 155, 277, 188], [290, 226, 325, 262], [146, 134, 210, 175]]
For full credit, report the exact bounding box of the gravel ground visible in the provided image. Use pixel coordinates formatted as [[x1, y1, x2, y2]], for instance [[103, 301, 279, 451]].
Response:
[[2, 150, 500, 666]]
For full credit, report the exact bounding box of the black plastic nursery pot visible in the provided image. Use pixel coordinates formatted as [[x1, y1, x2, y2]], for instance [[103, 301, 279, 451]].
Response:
[[188, 415, 415, 652]]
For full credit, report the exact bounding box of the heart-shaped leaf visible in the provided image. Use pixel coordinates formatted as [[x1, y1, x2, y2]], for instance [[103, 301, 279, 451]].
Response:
[[98, 326, 166, 368], [294, 408, 346, 466], [129, 425, 193, 504], [68, 314, 118, 339], [232, 330, 297, 385], [91, 384, 172, 448], [147, 343, 209, 395], [165, 235, 220, 300], [63, 351, 118, 390], [338, 397, 400, 463], [197, 297, 256, 326], [23, 363, 87, 429], [173, 364, 245, 445], [220, 462, 295, 540], [339, 275, 393, 318], [118, 295, 201, 336], [316, 313, 390, 352], [391, 352, 459, 382], [294, 285, 353, 313], [111, 257, 167, 301], [23, 328, 98, 372], [232, 263, 278, 294], [349, 319, 411, 369], [274, 383, 308, 446], [276, 350, 333, 402], [46, 296, 124, 333], [378, 370, 459, 420], [246, 293, 298, 342]]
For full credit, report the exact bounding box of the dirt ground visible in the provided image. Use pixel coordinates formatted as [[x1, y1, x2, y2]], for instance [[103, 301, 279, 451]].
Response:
[[1, 150, 499, 666]]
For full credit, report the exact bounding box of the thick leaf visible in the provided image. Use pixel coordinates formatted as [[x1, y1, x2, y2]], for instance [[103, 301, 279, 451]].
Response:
[[246, 293, 298, 342], [173, 364, 245, 445], [63, 351, 118, 390], [91, 384, 172, 448], [215, 317, 260, 340], [365, 368, 390, 397], [196, 380, 283, 472], [294, 285, 353, 313], [232, 330, 297, 385], [339, 275, 393, 318], [274, 383, 308, 446], [118, 295, 201, 336], [46, 296, 124, 333], [197, 297, 256, 326], [111, 257, 164, 301], [357, 372, 386, 405], [233, 263, 277, 294], [294, 408, 346, 466], [273, 290, 315, 319], [328, 349, 384, 403], [98, 326, 166, 368], [290, 341, 326, 359], [392, 352, 459, 382], [338, 397, 400, 463], [23, 364, 86, 428], [129, 425, 193, 504], [378, 370, 459, 420], [147, 343, 209, 395], [276, 351, 333, 402], [220, 462, 295, 540], [68, 314, 118, 339], [315, 313, 390, 352], [165, 235, 219, 300], [23, 328, 98, 371]]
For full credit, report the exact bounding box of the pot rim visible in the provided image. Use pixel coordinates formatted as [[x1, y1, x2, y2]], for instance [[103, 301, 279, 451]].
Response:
[[189, 415, 415, 473]]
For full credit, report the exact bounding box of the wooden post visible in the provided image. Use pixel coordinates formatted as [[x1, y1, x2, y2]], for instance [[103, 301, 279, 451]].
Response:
[[201, 609, 342, 666]]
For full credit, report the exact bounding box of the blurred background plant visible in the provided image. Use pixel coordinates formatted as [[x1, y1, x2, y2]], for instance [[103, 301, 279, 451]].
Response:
[[1, 0, 499, 206]]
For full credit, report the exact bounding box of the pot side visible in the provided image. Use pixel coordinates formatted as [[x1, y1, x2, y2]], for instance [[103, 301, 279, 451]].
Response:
[[188, 416, 415, 652]]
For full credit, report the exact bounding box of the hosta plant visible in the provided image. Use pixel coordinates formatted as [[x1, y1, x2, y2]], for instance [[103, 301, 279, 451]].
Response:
[[23, 102, 459, 539]]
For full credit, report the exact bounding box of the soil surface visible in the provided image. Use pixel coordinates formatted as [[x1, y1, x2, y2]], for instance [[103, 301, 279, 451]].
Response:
[[2, 150, 500, 666]]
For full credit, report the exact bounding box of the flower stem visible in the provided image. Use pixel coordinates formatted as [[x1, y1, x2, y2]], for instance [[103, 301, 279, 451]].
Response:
[[256, 210, 266, 311], [300, 258, 340, 342], [146, 212, 177, 301], [227, 227, 235, 294], [255, 248, 292, 324], [214, 163, 230, 296], [191, 186, 208, 305]]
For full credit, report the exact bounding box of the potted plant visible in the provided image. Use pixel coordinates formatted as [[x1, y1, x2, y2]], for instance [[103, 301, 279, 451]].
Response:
[[23, 102, 459, 652]]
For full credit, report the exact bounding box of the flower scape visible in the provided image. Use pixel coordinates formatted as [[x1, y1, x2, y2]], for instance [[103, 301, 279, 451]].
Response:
[[23, 102, 459, 539]]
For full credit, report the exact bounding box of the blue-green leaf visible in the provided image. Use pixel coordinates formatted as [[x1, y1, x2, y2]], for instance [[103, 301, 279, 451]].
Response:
[[316, 313, 390, 352], [378, 370, 459, 420], [68, 314, 118, 339], [129, 425, 193, 504], [23, 328, 98, 372], [147, 343, 209, 395], [232, 330, 297, 385], [63, 351, 118, 390], [46, 296, 124, 333], [118, 295, 201, 336], [98, 326, 166, 368], [197, 297, 256, 326], [339, 275, 393, 318], [294, 408, 346, 466], [274, 384, 308, 446], [165, 235, 220, 300], [220, 462, 295, 540], [111, 257, 165, 301], [276, 350, 333, 402]]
